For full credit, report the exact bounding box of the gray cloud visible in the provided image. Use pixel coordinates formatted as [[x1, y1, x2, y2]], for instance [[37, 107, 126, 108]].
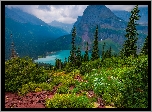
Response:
[[5, 5, 148, 24], [106, 5, 148, 11], [38, 5, 51, 11]]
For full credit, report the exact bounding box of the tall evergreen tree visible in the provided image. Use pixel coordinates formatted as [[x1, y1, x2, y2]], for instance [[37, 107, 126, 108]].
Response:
[[63, 57, 67, 67], [84, 42, 89, 62], [55, 58, 62, 69], [140, 36, 148, 55], [108, 46, 112, 58], [120, 5, 140, 57], [76, 47, 82, 67], [69, 27, 77, 66], [101, 42, 106, 60], [10, 34, 18, 59], [91, 25, 99, 61]]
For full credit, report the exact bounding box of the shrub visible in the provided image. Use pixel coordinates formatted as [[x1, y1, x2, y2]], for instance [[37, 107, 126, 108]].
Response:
[[64, 63, 74, 73], [18, 82, 53, 96], [51, 72, 76, 87], [45, 93, 93, 108], [5, 57, 49, 92], [56, 85, 69, 94], [93, 72, 124, 108], [121, 55, 148, 108]]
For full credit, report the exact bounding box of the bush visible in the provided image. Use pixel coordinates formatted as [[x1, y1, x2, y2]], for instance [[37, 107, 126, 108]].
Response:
[[79, 62, 93, 75], [45, 93, 93, 108], [64, 63, 74, 73], [79, 59, 102, 75], [18, 82, 53, 95], [92, 55, 148, 108], [5, 57, 49, 92], [93, 71, 124, 108], [56, 85, 69, 94], [121, 55, 148, 108], [51, 72, 76, 87]]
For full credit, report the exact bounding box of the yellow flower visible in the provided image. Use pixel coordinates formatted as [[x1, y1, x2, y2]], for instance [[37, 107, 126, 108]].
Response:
[[105, 105, 116, 108]]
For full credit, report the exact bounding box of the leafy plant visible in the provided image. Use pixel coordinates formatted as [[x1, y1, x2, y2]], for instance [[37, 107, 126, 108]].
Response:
[[56, 85, 69, 94], [45, 93, 93, 108], [5, 57, 49, 92], [18, 82, 53, 96]]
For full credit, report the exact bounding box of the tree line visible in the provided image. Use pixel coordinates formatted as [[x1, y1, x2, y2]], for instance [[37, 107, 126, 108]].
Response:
[[38, 5, 148, 70]]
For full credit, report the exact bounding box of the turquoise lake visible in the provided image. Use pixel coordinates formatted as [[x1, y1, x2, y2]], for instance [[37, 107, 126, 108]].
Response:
[[34, 50, 91, 65]]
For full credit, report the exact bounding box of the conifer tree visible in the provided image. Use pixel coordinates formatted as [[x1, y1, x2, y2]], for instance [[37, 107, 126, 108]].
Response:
[[76, 47, 82, 67], [140, 36, 148, 55], [101, 42, 106, 60], [64, 57, 67, 67], [55, 58, 62, 69], [108, 46, 112, 58], [84, 42, 89, 62], [69, 27, 77, 66], [10, 34, 18, 59], [120, 5, 140, 57], [91, 25, 99, 61]]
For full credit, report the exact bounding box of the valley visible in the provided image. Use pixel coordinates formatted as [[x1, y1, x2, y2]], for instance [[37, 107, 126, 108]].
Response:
[[4, 5, 149, 109]]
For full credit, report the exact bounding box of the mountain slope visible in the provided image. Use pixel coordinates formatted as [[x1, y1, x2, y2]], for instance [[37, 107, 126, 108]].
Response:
[[48, 20, 74, 34], [5, 7, 68, 60], [43, 5, 148, 55], [112, 7, 148, 25]]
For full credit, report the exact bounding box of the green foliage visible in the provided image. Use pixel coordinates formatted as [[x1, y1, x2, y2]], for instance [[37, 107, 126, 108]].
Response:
[[5, 57, 49, 92], [79, 55, 148, 108], [64, 62, 75, 73], [18, 82, 53, 96], [91, 25, 100, 61], [56, 85, 70, 94], [79, 62, 93, 75], [121, 55, 148, 108], [50, 71, 76, 87], [120, 5, 140, 57], [140, 36, 148, 55], [79, 58, 101, 75], [102, 42, 113, 59], [36, 62, 53, 70], [69, 27, 77, 66], [76, 47, 82, 67], [93, 71, 124, 107], [83, 42, 89, 62], [55, 58, 63, 69], [45, 93, 93, 108]]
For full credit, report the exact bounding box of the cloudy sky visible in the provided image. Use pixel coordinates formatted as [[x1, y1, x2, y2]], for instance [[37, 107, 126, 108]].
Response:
[[6, 5, 147, 24]]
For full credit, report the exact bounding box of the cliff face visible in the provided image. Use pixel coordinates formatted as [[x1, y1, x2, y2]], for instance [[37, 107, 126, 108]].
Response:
[[73, 5, 127, 45], [43, 5, 147, 55]]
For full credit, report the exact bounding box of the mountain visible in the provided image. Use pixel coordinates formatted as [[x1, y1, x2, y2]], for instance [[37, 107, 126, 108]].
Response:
[[5, 7, 68, 60], [112, 7, 148, 25], [48, 20, 74, 34], [5, 7, 47, 25], [43, 5, 147, 55]]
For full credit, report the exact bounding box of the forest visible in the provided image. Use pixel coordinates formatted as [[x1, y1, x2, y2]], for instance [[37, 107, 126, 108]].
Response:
[[5, 5, 148, 108]]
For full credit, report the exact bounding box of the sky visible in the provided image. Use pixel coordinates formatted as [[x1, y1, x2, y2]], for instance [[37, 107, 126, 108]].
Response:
[[6, 5, 148, 24]]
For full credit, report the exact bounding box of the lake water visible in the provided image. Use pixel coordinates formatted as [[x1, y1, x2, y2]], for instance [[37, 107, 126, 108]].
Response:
[[34, 50, 91, 65]]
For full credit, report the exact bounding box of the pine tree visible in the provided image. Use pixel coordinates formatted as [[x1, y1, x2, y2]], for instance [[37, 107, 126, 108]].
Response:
[[76, 47, 82, 67], [108, 46, 112, 58], [84, 42, 89, 62], [91, 25, 99, 61], [140, 36, 148, 55], [64, 57, 67, 67], [69, 27, 77, 66], [55, 58, 59, 69], [55, 58, 62, 69], [101, 42, 106, 60], [10, 34, 18, 59], [120, 5, 140, 57]]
